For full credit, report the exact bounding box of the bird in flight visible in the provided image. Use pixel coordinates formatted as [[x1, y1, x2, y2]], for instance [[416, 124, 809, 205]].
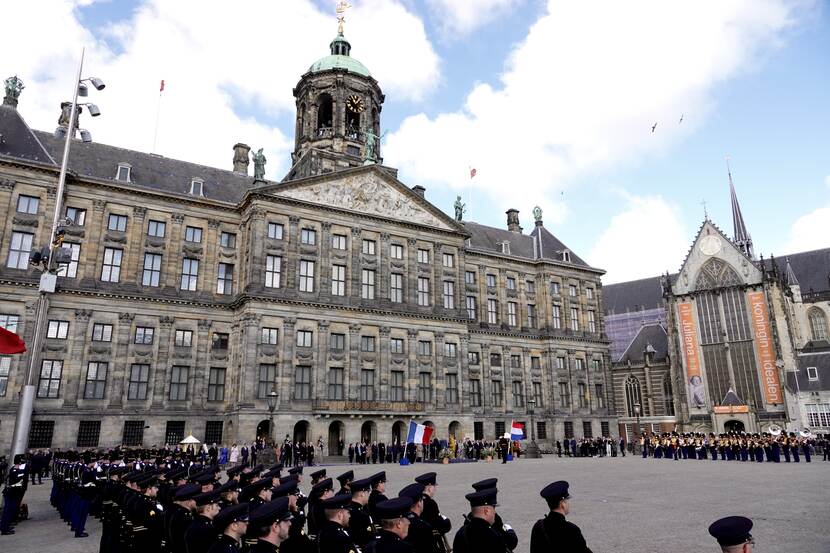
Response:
[[679, 114, 684, 124], [651, 122, 658, 133]]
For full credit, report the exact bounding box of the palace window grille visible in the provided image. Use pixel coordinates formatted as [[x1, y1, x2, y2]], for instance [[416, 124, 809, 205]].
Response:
[[582, 421, 593, 438], [29, 420, 55, 448], [510, 355, 521, 368], [328, 368, 344, 400], [808, 308, 828, 341], [474, 421, 484, 440], [212, 333, 229, 350], [37, 360, 62, 398], [165, 421, 186, 445], [258, 364, 277, 398], [123, 421, 144, 446], [512, 381, 524, 407], [806, 404, 830, 427], [330, 333, 345, 351], [470, 379, 482, 407], [601, 421, 610, 438], [77, 421, 101, 448], [361, 336, 376, 352], [595, 384, 605, 409], [527, 304, 537, 328], [205, 421, 224, 445], [418, 341, 432, 356], [84, 362, 107, 399], [128, 364, 150, 400], [490, 353, 502, 367], [533, 381, 543, 407], [391, 371, 405, 401], [418, 372, 432, 403], [391, 338, 404, 354], [495, 421, 506, 438], [564, 421, 574, 439], [208, 368, 226, 401], [468, 351, 480, 365], [559, 382, 571, 409]]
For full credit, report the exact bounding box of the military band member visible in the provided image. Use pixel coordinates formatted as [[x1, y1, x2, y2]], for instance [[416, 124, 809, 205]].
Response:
[[365, 498, 415, 553], [184, 490, 222, 553], [317, 493, 361, 553], [708, 515, 754, 552], [471, 479, 517, 551], [452, 487, 507, 553], [350, 477, 380, 547], [247, 497, 294, 553], [399, 483, 435, 553], [530, 481, 592, 553], [368, 471, 389, 519], [414, 472, 451, 552], [207, 503, 250, 553]]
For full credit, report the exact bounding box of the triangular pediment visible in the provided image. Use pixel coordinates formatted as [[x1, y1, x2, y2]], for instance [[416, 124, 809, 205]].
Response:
[[265, 166, 459, 232], [672, 220, 763, 296]]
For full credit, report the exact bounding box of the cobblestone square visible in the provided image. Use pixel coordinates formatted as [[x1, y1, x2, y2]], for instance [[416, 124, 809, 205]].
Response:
[[2, 456, 828, 552]]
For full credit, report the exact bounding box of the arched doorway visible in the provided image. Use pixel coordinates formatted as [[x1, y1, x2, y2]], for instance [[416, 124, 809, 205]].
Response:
[[724, 420, 745, 433], [328, 420, 344, 455], [256, 419, 270, 442], [294, 420, 310, 444], [361, 420, 377, 443], [448, 421, 461, 440], [392, 420, 406, 445]]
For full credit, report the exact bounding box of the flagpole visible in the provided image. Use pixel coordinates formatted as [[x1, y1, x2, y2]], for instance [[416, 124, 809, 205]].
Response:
[[152, 80, 164, 153]]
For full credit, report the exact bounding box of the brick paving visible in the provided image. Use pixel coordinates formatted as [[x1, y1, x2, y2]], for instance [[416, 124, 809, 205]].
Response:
[[2, 455, 828, 552]]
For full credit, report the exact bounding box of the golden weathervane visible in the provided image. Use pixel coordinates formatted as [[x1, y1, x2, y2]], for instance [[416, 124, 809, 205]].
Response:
[[336, 0, 351, 34]]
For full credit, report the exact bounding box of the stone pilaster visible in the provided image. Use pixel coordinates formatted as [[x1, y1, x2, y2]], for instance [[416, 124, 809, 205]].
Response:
[[502, 345, 513, 412], [107, 312, 134, 408], [240, 315, 259, 406], [350, 227, 362, 305], [0, 179, 15, 254], [378, 326, 391, 401], [285, 216, 300, 291], [319, 223, 332, 300], [151, 315, 175, 408], [434, 331, 445, 410], [164, 213, 185, 289], [348, 323, 360, 401], [62, 308, 92, 407], [316, 320, 330, 401], [407, 238, 418, 305], [280, 318, 296, 409], [432, 243, 443, 314], [85, 199, 107, 286], [125, 206, 146, 282], [379, 233, 390, 305]]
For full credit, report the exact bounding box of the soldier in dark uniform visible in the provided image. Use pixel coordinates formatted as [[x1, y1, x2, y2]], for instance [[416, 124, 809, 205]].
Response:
[[470, 479, 516, 551], [241, 478, 273, 510], [308, 477, 335, 538], [246, 497, 294, 553], [452, 488, 507, 553], [398, 483, 435, 553], [414, 472, 451, 552], [368, 471, 389, 519], [168, 483, 200, 553], [273, 480, 315, 553], [336, 469, 354, 496], [365, 498, 414, 553], [216, 480, 242, 509], [317, 493, 360, 553], [207, 503, 250, 553], [132, 475, 165, 551], [349, 477, 379, 547], [708, 515, 755, 552], [184, 490, 222, 553], [310, 469, 326, 486], [0, 454, 27, 535], [530, 481, 591, 553]]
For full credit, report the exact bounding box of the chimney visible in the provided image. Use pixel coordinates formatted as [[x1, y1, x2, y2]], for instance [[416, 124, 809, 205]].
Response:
[[506, 208, 522, 233], [233, 143, 251, 175], [412, 185, 425, 198]]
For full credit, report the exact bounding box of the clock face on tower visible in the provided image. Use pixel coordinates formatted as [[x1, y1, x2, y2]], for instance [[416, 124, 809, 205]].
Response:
[[346, 94, 365, 113], [699, 235, 722, 256]]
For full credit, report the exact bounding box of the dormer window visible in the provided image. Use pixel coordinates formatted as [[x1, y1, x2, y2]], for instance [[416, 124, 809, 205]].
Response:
[[501, 241, 511, 255], [116, 163, 131, 182], [562, 249, 571, 262], [190, 178, 204, 196]]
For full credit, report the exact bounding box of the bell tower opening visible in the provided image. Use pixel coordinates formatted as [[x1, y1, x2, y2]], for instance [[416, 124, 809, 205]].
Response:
[[316, 93, 333, 136]]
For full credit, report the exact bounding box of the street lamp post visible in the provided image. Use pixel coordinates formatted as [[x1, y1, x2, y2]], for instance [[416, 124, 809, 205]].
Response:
[[634, 402, 642, 454], [266, 389, 278, 446], [525, 397, 541, 458], [8, 48, 103, 460]]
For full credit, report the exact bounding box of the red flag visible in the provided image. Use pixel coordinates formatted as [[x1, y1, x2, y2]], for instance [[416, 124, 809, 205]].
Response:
[[0, 326, 26, 354], [160, 79, 165, 92], [421, 425, 434, 445], [470, 168, 477, 178]]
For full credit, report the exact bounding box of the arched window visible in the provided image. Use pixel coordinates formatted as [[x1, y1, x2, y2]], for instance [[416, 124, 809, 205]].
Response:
[[809, 307, 829, 341], [625, 375, 642, 417], [316, 94, 333, 135], [662, 374, 675, 416]]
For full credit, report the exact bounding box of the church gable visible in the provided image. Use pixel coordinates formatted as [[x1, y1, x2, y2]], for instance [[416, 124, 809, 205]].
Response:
[[269, 167, 457, 231], [673, 221, 763, 296]]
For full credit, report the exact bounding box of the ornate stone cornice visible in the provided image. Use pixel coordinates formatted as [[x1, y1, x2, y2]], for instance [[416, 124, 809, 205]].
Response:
[[93, 199, 107, 212], [197, 319, 213, 330], [0, 179, 15, 190], [351, 227, 362, 237], [119, 312, 135, 322], [171, 213, 185, 224], [12, 215, 38, 227], [208, 218, 222, 229], [74, 309, 92, 322], [133, 206, 147, 218], [159, 315, 175, 328]]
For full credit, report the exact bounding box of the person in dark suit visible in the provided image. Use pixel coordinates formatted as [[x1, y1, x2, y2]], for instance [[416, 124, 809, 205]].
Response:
[[452, 488, 507, 553], [530, 481, 592, 553]]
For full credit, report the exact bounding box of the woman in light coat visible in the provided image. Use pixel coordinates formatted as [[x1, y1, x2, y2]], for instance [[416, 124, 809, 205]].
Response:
[[229, 443, 239, 466]]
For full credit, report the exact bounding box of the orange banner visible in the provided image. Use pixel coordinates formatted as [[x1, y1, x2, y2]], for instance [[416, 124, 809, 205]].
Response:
[[678, 302, 706, 408], [747, 291, 782, 404]]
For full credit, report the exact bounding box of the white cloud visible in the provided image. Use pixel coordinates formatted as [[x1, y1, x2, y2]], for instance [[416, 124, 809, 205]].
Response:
[[385, 0, 809, 228], [3, 0, 440, 178], [588, 194, 689, 283], [426, 0, 521, 37], [782, 207, 830, 254]]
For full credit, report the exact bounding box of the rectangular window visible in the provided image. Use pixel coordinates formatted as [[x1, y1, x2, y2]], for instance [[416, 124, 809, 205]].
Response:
[[361, 269, 376, 299], [66, 207, 86, 226], [583, 421, 593, 438], [296, 329, 313, 348], [101, 248, 123, 282], [417, 249, 429, 264], [299, 260, 315, 292], [328, 368, 344, 400], [531, 356, 541, 370], [806, 367, 818, 381], [495, 421, 506, 438], [591, 359, 601, 371], [586, 287, 594, 300], [331, 233, 347, 250], [806, 404, 830, 427], [260, 327, 279, 345], [418, 340, 432, 356], [265, 255, 282, 288], [391, 337, 404, 354], [442, 252, 454, 268], [390, 273, 403, 303], [300, 228, 317, 245], [474, 421, 484, 440], [84, 362, 107, 399], [446, 373, 459, 404], [217, 263, 234, 294], [123, 420, 144, 446], [537, 421, 547, 440], [37, 360, 62, 398], [362, 239, 376, 255], [507, 276, 516, 290], [601, 421, 610, 438], [490, 352, 502, 367], [165, 421, 186, 445], [147, 219, 166, 237], [570, 307, 579, 331], [390, 244, 403, 259], [526, 280, 536, 294], [294, 366, 311, 400], [185, 226, 203, 243], [92, 323, 113, 342], [552, 305, 562, 329], [512, 380, 524, 407], [466, 296, 477, 320], [551, 281, 560, 295], [569, 284, 577, 297], [58, 242, 80, 278], [205, 421, 224, 444], [116, 164, 131, 182], [443, 281, 455, 309], [418, 372, 432, 403], [360, 336, 375, 352], [127, 364, 150, 400], [330, 333, 345, 351], [208, 367, 225, 401], [0, 314, 19, 333], [595, 384, 605, 409], [588, 310, 596, 333], [391, 371, 405, 402], [170, 365, 189, 401], [29, 420, 55, 449], [258, 364, 277, 398], [510, 354, 521, 368], [444, 342, 457, 359], [559, 382, 570, 409], [212, 332, 229, 350], [360, 369, 375, 401], [417, 277, 430, 306], [468, 351, 480, 365], [331, 264, 346, 296], [491, 380, 503, 407], [556, 356, 566, 370], [46, 320, 69, 339], [134, 326, 154, 345], [508, 302, 517, 326], [564, 421, 574, 439], [220, 231, 236, 248], [108, 214, 127, 232], [575, 358, 585, 371], [487, 299, 498, 324], [174, 329, 193, 347], [533, 381, 544, 407], [470, 379, 482, 407], [268, 222, 284, 240], [180, 258, 199, 290], [578, 383, 588, 408], [465, 270, 476, 284], [527, 304, 537, 328], [142, 252, 162, 287], [77, 421, 101, 448], [486, 274, 496, 287]]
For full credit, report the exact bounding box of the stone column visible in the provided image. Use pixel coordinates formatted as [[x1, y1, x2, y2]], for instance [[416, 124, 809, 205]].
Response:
[[407, 238, 418, 305], [378, 326, 391, 401], [125, 206, 146, 283], [316, 320, 330, 401], [432, 243, 443, 315], [164, 213, 185, 289], [285, 216, 300, 291], [379, 233, 390, 305], [522, 347, 533, 413], [239, 315, 259, 405], [502, 345, 513, 412], [407, 329, 418, 402], [246, 209, 266, 292], [434, 332, 446, 410], [350, 228, 362, 305], [478, 265, 488, 325], [348, 324, 361, 400], [567, 350, 577, 415], [280, 318, 296, 409], [151, 316, 175, 409], [204, 218, 222, 294], [63, 308, 92, 407], [107, 312, 134, 408], [84, 199, 107, 286], [459, 335, 470, 411], [192, 317, 213, 408], [319, 222, 332, 300]]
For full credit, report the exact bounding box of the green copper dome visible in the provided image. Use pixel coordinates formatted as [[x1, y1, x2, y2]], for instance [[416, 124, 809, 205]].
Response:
[[308, 33, 371, 77]]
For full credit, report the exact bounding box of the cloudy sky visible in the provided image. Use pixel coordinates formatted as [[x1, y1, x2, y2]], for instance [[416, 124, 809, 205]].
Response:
[[5, 0, 828, 283]]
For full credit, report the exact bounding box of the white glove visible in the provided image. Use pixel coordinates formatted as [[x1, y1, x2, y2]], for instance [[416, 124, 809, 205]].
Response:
[[503, 524, 513, 532]]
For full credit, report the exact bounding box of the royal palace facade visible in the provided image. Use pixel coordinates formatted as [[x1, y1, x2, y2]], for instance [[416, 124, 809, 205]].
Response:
[[0, 32, 615, 453]]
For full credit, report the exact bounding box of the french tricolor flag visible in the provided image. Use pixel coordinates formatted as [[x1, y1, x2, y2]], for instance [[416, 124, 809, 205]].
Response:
[[510, 421, 524, 440], [406, 420, 434, 445]]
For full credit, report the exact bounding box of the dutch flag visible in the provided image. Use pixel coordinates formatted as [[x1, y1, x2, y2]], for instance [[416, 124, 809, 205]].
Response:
[[510, 421, 525, 440], [406, 420, 434, 445]]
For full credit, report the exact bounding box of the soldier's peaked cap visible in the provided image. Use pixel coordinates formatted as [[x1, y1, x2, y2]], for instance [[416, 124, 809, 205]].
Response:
[[471, 478, 498, 491], [321, 493, 352, 510], [540, 481, 570, 507], [375, 497, 413, 520], [465, 488, 498, 507], [336, 470, 354, 484], [414, 472, 436, 486], [708, 516, 753, 546], [214, 503, 250, 530]]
